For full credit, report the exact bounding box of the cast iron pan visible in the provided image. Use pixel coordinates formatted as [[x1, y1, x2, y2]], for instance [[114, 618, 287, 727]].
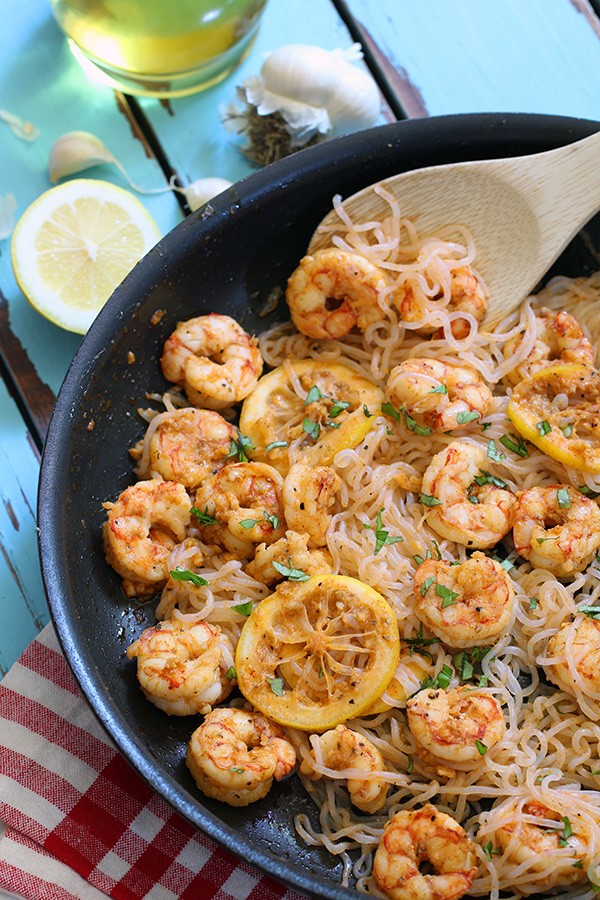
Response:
[[39, 114, 600, 898]]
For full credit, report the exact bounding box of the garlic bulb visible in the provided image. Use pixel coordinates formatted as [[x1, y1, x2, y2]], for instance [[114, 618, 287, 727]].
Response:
[[260, 44, 380, 130], [222, 43, 380, 166]]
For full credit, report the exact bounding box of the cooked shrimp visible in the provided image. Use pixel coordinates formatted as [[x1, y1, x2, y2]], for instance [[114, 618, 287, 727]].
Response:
[[512, 485, 600, 577], [492, 798, 590, 889], [282, 463, 341, 547], [246, 530, 333, 585], [300, 724, 388, 813], [503, 307, 595, 387], [193, 462, 285, 557], [126, 619, 234, 715], [160, 313, 263, 409], [186, 708, 296, 806], [131, 407, 237, 489], [406, 687, 505, 778], [545, 617, 600, 719], [373, 804, 479, 900], [414, 553, 514, 649], [394, 264, 487, 339], [420, 441, 516, 549], [386, 358, 493, 433], [102, 479, 191, 598], [286, 247, 390, 339]]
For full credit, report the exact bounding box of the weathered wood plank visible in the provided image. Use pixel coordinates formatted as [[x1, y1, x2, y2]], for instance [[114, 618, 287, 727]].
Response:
[[340, 0, 600, 120], [0, 377, 48, 676], [137, 0, 391, 191]]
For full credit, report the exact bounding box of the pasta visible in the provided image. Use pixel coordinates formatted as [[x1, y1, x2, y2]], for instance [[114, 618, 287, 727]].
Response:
[[102, 187, 600, 899]]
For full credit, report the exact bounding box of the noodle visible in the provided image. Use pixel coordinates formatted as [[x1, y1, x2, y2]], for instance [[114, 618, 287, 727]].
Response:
[[112, 192, 600, 898]]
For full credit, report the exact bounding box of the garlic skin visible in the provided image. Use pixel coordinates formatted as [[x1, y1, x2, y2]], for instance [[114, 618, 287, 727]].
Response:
[[179, 177, 233, 211], [222, 43, 380, 161]]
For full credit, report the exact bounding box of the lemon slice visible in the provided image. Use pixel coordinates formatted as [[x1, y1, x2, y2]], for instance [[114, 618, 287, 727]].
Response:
[[11, 179, 161, 334], [507, 363, 600, 473], [235, 574, 400, 731], [239, 360, 383, 475]]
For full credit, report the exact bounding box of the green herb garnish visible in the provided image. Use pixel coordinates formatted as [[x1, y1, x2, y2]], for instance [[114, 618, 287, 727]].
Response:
[[169, 568, 209, 587]]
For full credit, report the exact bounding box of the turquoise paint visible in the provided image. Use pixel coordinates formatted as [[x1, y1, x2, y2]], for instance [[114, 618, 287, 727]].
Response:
[[0, 378, 48, 675], [346, 0, 600, 119]]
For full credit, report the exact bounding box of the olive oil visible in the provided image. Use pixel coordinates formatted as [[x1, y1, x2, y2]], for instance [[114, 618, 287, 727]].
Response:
[[50, 0, 267, 97]]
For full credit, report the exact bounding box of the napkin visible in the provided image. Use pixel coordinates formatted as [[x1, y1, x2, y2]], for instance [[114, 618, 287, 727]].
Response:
[[0, 625, 304, 900]]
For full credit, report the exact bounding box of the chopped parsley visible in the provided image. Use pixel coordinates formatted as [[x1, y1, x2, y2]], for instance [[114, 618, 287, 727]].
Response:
[[363, 404, 373, 418], [415, 663, 453, 694], [240, 512, 279, 530], [557, 816, 574, 847], [401, 406, 432, 436], [536, 419, 552, 436], [500, 433, 529, 458], [436, 583, 459, 607], [453, 646, 493, 683], [487, 439, 506, 462], [475, 739, 488, 756], [529, 597, 539, 610], [190, 505, 218, 525], [579, 605, 600, 620], [557, 487, 572, 509], [456, 410, 481, 425], [169, 568, 209, 587], [402, 630, 439, 661], [474, 470, 509, 489], [226, 432, 255, 462], [363, 508, 404, 555], [232, 601, 253, 617], [420, 575, 436, 597], [225, 666, 237, 681], [304, 384, 324, 405], [419, 492, 443, 507], [536, 536, 558, 544], [562, 424, 573, 438], [579, 485, 600, 499], [302, 417, 321, 440], [406, 755, 414, 774], [272, 559, 310, 582], [429, 384, 448, 395], [265, 440, 288, 452], [329, 398, 351, 417], [268, 677, 285, 696], [482, 842, 502, 861], [381, 401, 401, 422], [230, 766, 245, 773]]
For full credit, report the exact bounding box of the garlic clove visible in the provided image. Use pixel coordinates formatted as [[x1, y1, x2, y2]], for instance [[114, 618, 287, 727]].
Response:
[[49, 131, 117, 182], [48, 131, 172, 196], [325, 60, 381, 131], [261, 45, 341, 109], [176, 177, 233, 211]]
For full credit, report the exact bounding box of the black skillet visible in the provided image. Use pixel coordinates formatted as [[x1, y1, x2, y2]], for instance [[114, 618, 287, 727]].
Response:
[[39, 114, 600, 898]]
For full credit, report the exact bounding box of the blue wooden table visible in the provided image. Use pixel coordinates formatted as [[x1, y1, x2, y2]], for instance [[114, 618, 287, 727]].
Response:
[[2, 0, 600, 674]]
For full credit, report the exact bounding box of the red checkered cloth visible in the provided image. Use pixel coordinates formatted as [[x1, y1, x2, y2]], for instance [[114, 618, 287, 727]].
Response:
[[0, 625, 305, 900]]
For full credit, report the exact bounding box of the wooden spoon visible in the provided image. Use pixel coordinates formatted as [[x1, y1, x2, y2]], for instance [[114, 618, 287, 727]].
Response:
[[308, 129, 600, 328]]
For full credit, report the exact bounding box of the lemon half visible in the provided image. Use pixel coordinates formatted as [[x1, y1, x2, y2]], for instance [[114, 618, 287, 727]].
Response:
[[11, 179, 161, 334]]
